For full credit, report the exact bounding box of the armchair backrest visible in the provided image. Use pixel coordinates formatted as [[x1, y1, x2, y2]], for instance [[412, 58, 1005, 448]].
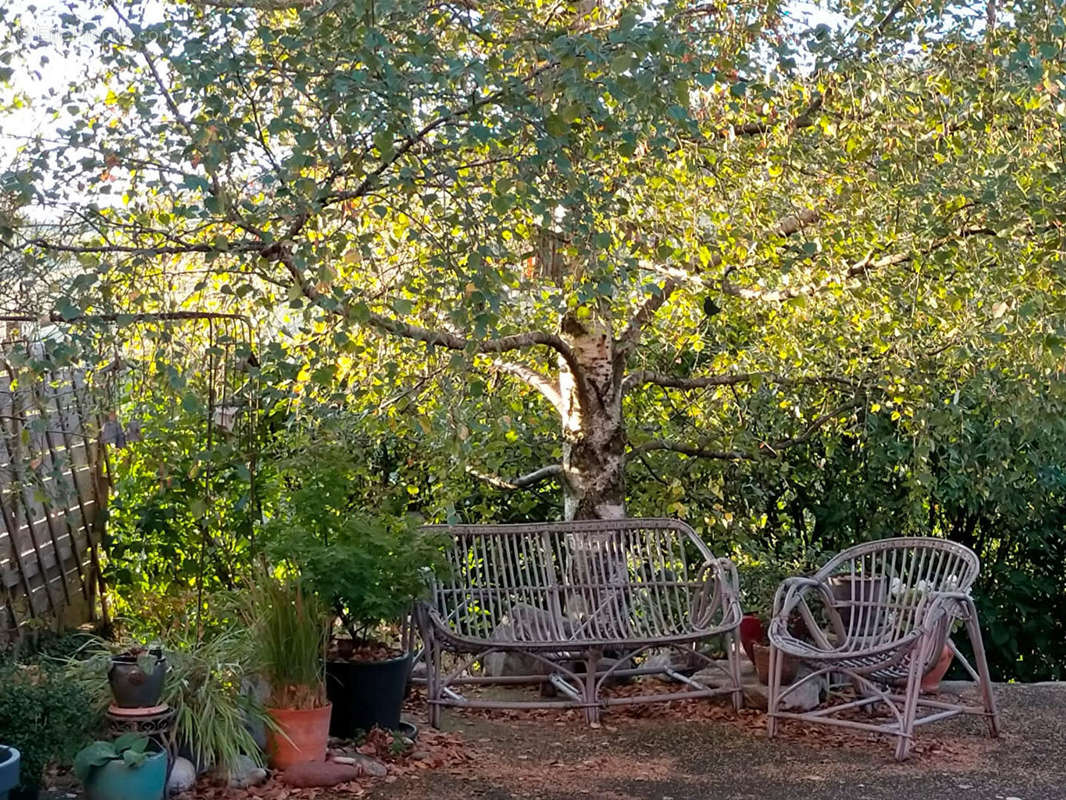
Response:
[[814, 537, 980, 644]]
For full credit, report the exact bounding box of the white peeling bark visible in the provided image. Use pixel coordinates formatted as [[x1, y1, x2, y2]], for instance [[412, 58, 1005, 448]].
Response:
[[558, 312, 626, 521]]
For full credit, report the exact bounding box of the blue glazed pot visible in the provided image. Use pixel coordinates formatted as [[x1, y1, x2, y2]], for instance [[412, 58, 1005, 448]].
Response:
[[0, 746, 20, 800], [84, 750, 166, 800]]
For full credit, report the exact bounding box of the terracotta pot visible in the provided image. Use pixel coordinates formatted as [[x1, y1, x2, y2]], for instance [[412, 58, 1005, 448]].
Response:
[[920, 644, 954, 694], [267, 704, 332, 770], [751, 643, 797, 686]]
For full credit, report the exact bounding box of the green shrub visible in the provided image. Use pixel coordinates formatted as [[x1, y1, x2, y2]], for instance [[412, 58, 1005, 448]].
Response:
[[264, 433, 444, 644], [0, 663, 101, 790]]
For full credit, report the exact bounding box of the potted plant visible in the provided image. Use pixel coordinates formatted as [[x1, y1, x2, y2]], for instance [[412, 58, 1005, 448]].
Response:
[[265, 439, 442, 737], [62, 629, 268, 778], [0, 746, 19, 800], [244, 575, 331, 769], [270, 513, 442, 737], [738, 559, 807, 685], [73, 734, 167, 800], [108, 646, 167, 708]]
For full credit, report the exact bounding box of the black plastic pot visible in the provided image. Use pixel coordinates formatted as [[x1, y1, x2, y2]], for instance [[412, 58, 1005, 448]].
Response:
[[326, 652, 413, 737], [108, 649, 167, 708]]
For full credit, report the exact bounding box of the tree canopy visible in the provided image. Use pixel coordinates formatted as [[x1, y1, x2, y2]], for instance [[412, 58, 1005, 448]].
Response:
[[1, 0, 1065, 517]]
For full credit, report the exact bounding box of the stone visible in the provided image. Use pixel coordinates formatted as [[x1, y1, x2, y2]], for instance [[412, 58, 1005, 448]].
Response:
[[779, 668, 827, 712], [691, 660, 823, 712], [167, 757, 196, 796], [483, 603, 574, 678], [691, 658, 754, 688], [280, 761, 361, 788], [240, 676, 271, 751], [221, 754, 268, 789], [331, 754, 388, 777]]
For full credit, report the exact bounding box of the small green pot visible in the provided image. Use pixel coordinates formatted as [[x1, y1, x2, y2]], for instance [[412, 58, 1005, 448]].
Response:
[[83, 750, 167, 800]]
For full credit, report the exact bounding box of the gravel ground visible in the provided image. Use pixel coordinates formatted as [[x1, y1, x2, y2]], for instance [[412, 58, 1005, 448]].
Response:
[[366, 683, 1066, 800]]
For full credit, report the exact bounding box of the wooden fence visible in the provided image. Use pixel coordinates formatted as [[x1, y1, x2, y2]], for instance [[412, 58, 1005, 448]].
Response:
[[0, 361, 107, 643]]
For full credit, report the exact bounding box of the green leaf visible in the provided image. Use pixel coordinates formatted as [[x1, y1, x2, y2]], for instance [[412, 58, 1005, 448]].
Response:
[[74, 742, 117, 783], [122, 749, 149, 769]]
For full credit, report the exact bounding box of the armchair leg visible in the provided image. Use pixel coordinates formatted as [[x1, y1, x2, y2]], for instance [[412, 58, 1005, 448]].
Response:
[[895, 646, 925, 762], [766, 642, 782, 738], [584, 649, 602, 725], [963, 598, 1001, 738]]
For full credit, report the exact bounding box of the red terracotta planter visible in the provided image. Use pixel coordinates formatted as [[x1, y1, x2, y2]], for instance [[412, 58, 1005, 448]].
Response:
[[267, 703, 332, 770], [920, 645, 954, 694], [751, 642, 798, 686]]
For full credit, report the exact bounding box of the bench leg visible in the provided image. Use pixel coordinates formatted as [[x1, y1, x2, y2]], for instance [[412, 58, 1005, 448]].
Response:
[[584, 649, 602, 725], [727, 631, 743, 712], [425, 629, 443, 729]]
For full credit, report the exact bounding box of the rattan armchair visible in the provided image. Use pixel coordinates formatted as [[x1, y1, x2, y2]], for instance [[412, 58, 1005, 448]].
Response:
[[766, 537, 1000, 760]]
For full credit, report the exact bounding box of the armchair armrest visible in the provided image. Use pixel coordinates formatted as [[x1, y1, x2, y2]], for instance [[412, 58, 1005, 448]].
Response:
[[917, 589, 972, 635], [770, 576, 841, 650]]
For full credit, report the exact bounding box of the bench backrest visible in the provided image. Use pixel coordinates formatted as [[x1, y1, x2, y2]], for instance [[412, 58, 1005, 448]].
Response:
[[421, 518, 731, 645]]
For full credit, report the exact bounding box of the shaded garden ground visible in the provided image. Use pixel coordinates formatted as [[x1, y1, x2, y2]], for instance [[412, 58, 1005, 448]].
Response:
[[361, 682, 1065, 800], [39, 681, 1065, 800]]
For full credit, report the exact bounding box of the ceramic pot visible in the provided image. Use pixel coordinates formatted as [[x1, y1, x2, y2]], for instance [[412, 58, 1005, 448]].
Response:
[[108, 650, 167, 708], [83, 749, 166, 800], [738, 615, 764, 665], [267, 704, 332, 769], [0, 745, 20, 800], [827, 576, 889, 630]]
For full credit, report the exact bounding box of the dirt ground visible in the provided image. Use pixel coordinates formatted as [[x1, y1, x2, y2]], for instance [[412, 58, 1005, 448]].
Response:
[[362, 682, 1066, 800]]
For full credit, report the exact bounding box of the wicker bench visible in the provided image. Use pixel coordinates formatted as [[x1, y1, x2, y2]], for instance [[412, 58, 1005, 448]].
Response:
[[415, 518, 743, 726]]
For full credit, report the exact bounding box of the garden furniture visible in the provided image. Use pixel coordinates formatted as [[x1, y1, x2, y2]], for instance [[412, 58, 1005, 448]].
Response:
[[766, 537, 1001, 760], [415, 518, 743, 726]]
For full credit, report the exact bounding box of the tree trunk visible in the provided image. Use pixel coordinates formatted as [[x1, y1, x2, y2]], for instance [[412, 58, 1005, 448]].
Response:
[[558, 312, 626, 521]]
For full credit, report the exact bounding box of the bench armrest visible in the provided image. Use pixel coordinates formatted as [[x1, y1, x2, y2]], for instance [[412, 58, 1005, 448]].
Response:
[[691, 557, 743, 631]]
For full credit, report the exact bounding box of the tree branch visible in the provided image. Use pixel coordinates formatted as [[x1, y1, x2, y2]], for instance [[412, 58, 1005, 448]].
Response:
[[465, 463, 564, 490], [491, 360, 562, 412], [270, 242, 580, 366], [189, 0, 317, 7], [723, 225, 997, 302], [616, 278, 679, 354], [622, 370, 862, 394], [618, 207, 824, 352], [626, 400, 861, 462], [721, 93, 824, 140]]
